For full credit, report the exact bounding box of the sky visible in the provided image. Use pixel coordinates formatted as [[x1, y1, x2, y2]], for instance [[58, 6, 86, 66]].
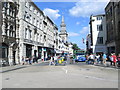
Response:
[[34, 0, 109, 49]]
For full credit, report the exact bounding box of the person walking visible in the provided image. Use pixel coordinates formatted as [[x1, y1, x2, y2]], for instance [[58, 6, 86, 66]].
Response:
[[28, 57, 32, 65], [49, 56, 55, 66], [96, 54, 100, 64], [22, 56, 25, 65], [117, 53, 120, 67], [109, 54, 113, 66], [64, 54, 68, 65], [103, 53, 107, 66], [88, 53, 95, 65], [25, 57, 29, 65], [111, 53, 117, 67]]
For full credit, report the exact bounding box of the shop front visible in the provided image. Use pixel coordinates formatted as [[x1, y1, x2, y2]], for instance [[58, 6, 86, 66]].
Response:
[[26, 44, 32, 58]]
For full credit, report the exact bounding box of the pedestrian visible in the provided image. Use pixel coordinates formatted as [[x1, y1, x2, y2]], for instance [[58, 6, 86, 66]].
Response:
[[96, 54, 100, 64], [22, 56, 25, 65], [28, 57, 32, 65], [88, 53, 95, 65], [54, 55, 58, 65], [103, 53, 107, 66], [99, 54, 103, 64], [109, 54, 113, 66], [36, 56, 38, 63], [33, 56, 36, 63], [49, 56, 55, 66], [117, 53, 120, 67], [111, 53, 117, 67], [25, 57, 29, 65]]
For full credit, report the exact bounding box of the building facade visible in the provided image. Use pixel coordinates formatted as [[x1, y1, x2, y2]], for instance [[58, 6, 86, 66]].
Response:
[[86, 34, 92, 54], [1, 0, 73, 65], [105, 1, 120, 55], [1, 0, 19, 65], [89, 14, 107, 54]]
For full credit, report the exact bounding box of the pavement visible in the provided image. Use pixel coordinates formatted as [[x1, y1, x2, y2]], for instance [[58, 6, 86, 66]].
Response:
[[1, 61, 118, 88], [0, 60, 47, 73], [0, 60, 119, 73]]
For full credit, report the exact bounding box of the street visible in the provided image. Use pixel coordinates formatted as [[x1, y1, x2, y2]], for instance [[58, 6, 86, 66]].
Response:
[[1, 58, 118, 88]]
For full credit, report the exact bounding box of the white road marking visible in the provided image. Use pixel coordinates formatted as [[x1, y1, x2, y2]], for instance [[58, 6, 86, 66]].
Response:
[[62, 68, 68, 74]]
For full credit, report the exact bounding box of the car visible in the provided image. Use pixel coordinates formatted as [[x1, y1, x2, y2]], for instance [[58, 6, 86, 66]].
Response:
[[75, 54, 86, 62]]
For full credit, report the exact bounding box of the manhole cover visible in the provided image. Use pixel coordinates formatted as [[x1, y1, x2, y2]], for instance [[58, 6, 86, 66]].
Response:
[[86, 69, 90, 71], [5, 78, 10, 80]]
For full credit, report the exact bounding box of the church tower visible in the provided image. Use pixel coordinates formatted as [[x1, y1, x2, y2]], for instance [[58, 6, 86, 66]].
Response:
[[59, 16, 68, 42]]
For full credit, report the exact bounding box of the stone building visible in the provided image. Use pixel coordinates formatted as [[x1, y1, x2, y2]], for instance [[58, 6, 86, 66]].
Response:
[[86, 34, 92, 54], [1, 0, 19, 65], [105, 1, 120, 55], [89, 14, 107, 54], [18, 0, 60, 62], [1, 0, 73, 65], [18, 1, 48, 62]]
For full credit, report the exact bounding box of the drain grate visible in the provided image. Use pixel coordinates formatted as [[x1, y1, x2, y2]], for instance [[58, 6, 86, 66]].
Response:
[[5, 78, 10, 80]]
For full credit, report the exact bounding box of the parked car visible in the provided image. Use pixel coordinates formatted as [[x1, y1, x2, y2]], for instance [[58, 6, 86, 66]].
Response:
[[75, 54, 86, 62]]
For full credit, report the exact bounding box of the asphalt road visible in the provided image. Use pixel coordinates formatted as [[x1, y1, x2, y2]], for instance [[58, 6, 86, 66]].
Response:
[[1, 60, 119, 88]]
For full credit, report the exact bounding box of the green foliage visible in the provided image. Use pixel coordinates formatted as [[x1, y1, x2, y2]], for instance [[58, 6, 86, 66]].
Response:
[[72, 44, 80, 50]]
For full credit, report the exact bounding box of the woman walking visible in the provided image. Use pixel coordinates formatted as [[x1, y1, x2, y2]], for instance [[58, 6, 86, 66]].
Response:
[[117, 53, 120, 67], [111, 53, 117, 67]]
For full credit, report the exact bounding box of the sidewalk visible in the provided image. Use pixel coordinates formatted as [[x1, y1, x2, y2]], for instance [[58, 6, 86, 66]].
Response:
[[0, 60, 44, 73], [93, 61, 120, 69]]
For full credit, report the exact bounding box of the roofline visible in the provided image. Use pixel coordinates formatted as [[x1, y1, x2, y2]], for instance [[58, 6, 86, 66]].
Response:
[[92, 14, 105, 17], [30, 1, 44, 16]]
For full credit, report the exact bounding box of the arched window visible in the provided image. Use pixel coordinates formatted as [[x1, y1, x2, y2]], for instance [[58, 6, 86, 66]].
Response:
[[9, 5, 13, 16], [10, 26, 13, 30]]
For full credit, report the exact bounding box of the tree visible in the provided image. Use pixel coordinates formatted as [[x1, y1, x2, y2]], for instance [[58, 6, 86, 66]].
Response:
[[72, 44, 80, 50]]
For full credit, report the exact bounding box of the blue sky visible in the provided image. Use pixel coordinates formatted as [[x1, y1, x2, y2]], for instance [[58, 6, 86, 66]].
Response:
[[34, 1, 109, 49]]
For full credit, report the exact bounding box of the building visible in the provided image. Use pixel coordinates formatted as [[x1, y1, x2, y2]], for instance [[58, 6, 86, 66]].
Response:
[[18, 0, 59, 62], [1, 0, 73, 65], [105, 1, 120, 55], [89, 14, 107, 54], [86, 34, 92, 54], [1, 0, 19, 65]]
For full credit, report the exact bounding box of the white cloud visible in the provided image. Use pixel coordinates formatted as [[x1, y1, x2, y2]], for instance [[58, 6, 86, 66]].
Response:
[[69, 0, 109, 17], [43, 8, 61, 20], [80, 26, 89, 34], [68, 32, 80, 37], [76, 22, 80, 25]]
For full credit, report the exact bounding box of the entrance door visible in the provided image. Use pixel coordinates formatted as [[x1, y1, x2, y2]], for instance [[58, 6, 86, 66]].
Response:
[[34, 50, 37, 57], [13, 51, 16, 65]]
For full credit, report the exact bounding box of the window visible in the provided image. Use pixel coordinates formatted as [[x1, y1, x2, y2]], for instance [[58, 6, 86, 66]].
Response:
[[29, 30, 32, 39], [29, 4, 32, 11], [97, 16, 102, 20], [37, 34, 39, 42], [25, 2, 28, 7], [110, 7, 112, 16], [29, 14, 32, 23], [37, 20, 39, 28], [97, 37, 103, 44], [97, 25, 103, 31], [25, 28, 27, 39], [33, 18, 36, 26]]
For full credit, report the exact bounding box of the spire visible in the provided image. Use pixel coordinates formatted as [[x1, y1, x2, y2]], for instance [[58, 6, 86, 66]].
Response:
[[59, 16, 68, 42], [60, 16, 68, 35], [62, 16, 64, 23]]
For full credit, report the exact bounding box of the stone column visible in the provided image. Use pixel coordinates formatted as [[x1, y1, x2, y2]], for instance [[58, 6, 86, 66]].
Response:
[[2, 7, 6, 36], [41, 48, 44, 61], [8, 46, 13, 66], [15, 47, 20, 65], [7, 2, 10, 15]]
